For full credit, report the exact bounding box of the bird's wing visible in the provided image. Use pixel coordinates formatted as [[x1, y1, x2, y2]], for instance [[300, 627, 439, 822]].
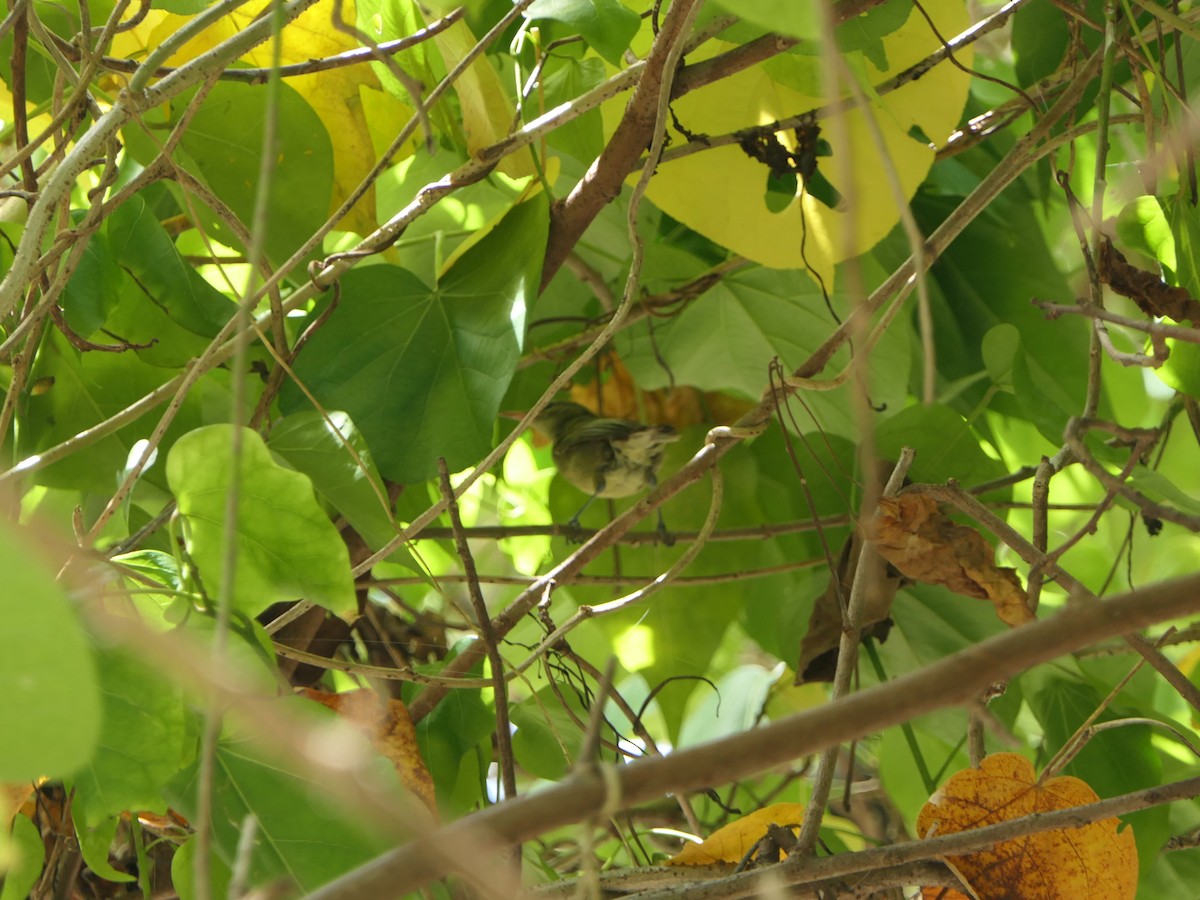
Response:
[[557, 417, 638, 447], [615, 425, 680, 456]]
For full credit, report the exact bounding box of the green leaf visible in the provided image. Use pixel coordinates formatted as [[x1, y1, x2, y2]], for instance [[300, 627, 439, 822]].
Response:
[[415, 673, 492, 816], [888, 584, 1009, 672], [166, 425, 355, 615], [0, 522, 100, 780], [1116, 196, 1175, 277], [21, 331, 173, 490], [536, 56, 606, 164], [1169, 194, 1200, 299], [356, 0, 454, 137], [616, 263, 911, 441], [71, 647, 195, 826], [281, 198, 547, 483], [267, 410, 398, 551], [104, 194, 234, 340], [1158, 339, 1200, 399], [1011, 0, 1070, 87], [733, 430, 859, 665], [75, 815, 134, 883], [981, 323, 1019, 389], [875, 403, 1007, 489], [375, 146, 532, 287], [155, 0, 210, 11], [709, 0, 819, 41], [1127, 464, 1200, 516], [20, 331, 244, 491], [176, 81, 333, 270], [836, 0, 913, 66], [1013, 342, 1082, 442], [165, 734, 390, 893], [677, 665, 775, 748], [172, 837, 232, 900], [0, 814, 45, 900], [61, 226, 123, 336], [909, 190, 1087, 439], [525, 0, 640, 66], [511, 686, 588, 780]]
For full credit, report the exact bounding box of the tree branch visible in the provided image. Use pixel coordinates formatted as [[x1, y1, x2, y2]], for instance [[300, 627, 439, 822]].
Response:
[[308, 570, 1200, 898], [540, 0, 704, 290]]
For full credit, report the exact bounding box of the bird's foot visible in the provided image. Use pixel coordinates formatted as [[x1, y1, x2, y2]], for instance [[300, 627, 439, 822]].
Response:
[[656, 510, 675, 547], [564, 516, 587, 545]]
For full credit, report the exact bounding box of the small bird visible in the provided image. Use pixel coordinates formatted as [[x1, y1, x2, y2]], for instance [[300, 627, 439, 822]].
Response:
[[531, 401, 680, 538]]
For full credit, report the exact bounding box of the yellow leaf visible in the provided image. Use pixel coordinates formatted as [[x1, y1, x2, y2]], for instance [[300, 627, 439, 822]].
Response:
[[668, 802, 806, 866], [111, 0, 418, 236], [636, 0, 971, 275], [433, 20, 534, 179], [917, 753, 1138, 899]]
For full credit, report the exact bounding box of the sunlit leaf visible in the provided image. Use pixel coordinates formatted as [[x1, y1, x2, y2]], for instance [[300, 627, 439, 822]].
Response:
[[167, 425, 355, 615], [0, 523, 100, 781], [525, 0, 640, 66], [637, 0, 970, 274], [281, 198, 547, 482], [71, 647, 194, 826], [669, 803, 806, 865]]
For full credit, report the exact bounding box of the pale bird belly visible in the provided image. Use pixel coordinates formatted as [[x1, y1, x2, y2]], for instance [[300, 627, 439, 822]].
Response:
[[596, 465, 653, 498]]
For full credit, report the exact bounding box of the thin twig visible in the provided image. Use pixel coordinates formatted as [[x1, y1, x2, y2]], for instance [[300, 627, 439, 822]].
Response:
[[437, 458, 518, 808], [795, 451, 914, 856]]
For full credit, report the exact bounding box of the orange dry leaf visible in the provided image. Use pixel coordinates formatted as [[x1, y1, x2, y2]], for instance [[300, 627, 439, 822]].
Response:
[[2, 781, 36, 826], [668, 803, 805, 866], [917, 753, 1137, 900], [302, 688, 438, 821], [569, 355, 752, 432], [872, 493, 1033, 626]]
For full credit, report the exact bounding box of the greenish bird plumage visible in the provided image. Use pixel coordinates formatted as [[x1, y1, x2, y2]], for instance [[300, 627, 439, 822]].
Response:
[[532, 401, 680, 529]]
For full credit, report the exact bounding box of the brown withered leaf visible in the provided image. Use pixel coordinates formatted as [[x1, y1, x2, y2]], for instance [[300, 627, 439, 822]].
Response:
[[302, 688, 438, 820], [795, 532, 901, 684], [262, 601, 353, 687], [1099, 239, 1200, 325], [872, 493, 1034, 626]]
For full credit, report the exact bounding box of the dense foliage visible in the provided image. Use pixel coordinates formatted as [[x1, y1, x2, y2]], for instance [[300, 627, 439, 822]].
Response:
[[2, 0, 1200, 897]]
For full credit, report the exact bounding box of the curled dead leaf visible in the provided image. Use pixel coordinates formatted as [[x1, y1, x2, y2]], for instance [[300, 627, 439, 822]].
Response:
[[872, 493, 1033, 626], [917, 753, 1137, 900], [1099, 239, 1200, 325], [668, 803, 806, 867], [795, 531, 899, 684], [302, 688, 438, 821]]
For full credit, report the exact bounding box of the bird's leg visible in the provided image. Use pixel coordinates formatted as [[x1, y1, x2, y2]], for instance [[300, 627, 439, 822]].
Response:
[[565, 492, 599, 543], [656, 508, 674, 547], [644, 473, 674, 546]]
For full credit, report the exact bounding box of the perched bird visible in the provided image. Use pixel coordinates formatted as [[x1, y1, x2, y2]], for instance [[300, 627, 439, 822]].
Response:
[[531, 401, 680, 537]]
